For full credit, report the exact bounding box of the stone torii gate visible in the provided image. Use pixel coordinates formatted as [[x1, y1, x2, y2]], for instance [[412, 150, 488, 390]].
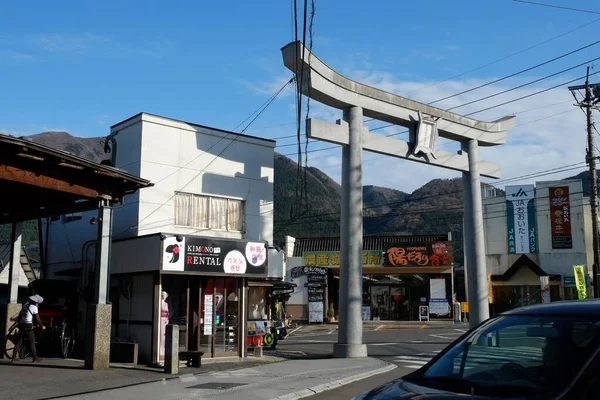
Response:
[[281, 41, 515, 358]]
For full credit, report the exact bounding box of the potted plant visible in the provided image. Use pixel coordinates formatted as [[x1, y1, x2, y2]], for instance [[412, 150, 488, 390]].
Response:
[[328, 303, 336, 322]]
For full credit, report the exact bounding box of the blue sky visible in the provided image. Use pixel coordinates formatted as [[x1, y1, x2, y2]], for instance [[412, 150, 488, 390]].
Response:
[[1, 1, 599, 192]]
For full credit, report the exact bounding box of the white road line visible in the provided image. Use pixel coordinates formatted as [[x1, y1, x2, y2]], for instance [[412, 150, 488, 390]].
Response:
[[375, 324, 385, 331], [405, 365, 423, 369], [328, 328, 337, 334], [287, 326, 303, 336], [394, 359, 428, 365], [454, 328, 468, 333], [369, 342, 401, 346]]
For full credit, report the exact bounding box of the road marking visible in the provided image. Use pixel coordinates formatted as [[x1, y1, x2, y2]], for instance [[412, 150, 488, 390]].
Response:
[[405, 365, 423, 369], [328, 328, 337, 334], [287, 326, 302, 336], [454, 328, 468, 333], [369, 342, 401, 346], [375, 324, 386, 331]]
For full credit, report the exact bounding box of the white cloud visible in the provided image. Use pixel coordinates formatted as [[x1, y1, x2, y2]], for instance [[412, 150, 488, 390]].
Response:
[[237, 73, 295, 96], [0, 33, 174, 59]]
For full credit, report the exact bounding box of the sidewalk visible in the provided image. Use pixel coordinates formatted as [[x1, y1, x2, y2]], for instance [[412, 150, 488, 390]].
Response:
[[54, 357, 396, 400], [0, 356, 282, 400]]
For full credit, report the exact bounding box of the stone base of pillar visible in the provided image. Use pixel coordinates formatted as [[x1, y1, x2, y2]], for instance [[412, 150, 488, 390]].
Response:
[[333, 343, 368, 358], [0, 303, 21, 359], [84, 304, 112, 370]]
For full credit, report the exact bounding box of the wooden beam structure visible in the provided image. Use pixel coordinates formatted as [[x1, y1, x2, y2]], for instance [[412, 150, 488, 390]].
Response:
[[0, 133, 152, 224]]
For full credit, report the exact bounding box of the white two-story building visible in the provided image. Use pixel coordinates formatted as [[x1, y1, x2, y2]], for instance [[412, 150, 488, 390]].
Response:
[[44, 112, 279, 365]]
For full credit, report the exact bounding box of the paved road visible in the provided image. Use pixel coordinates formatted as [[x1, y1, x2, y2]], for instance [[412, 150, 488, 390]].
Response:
[[277, 326, 468, 399]]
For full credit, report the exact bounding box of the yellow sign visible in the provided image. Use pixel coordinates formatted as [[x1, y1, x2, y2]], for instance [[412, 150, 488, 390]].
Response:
[[573, 265, 588, 300], [303, 251, 382, 267], [461, 302, 469, 313]]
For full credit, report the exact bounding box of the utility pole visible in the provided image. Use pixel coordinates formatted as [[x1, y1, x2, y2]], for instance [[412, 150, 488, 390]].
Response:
[[569, 67, 600, 298]]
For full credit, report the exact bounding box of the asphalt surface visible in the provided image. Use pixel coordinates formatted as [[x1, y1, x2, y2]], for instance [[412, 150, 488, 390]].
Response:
[[276, 324, 469, 399]]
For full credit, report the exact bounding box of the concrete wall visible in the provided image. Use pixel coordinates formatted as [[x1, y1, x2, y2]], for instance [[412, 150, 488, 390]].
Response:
[[111, 235, 162, 274]]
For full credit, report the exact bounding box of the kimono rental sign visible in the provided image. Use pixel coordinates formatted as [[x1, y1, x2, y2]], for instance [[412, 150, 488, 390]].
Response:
[[505, 185, 537, 254]]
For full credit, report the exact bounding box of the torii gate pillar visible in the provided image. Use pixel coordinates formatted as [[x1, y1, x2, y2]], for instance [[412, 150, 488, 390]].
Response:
[[335, 106, 368, 358]]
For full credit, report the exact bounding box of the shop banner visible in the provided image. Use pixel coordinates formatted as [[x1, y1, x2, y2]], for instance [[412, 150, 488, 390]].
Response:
[[488, 274, 494, 304], [384, 241, 452, 267], [573, 265, 588, 300], [549, 186, 572, 249], [506, 185, 537, 254], [540, 276, 551, 303], [162, 235, 268, 276], [303, 250, 382, 267], [203, 294, 213, 335]]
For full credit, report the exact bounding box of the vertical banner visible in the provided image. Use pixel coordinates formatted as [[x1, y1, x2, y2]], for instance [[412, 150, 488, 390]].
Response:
[[540, 276, 551, 303], [573, 265, 588, 300], [506, 185, 537, 254], [488, 274, 494, 304], [549, 186, 573, 249]]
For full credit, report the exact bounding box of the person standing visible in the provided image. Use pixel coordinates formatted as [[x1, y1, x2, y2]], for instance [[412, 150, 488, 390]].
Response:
[[12, 294, 46, 363], [159, 291, 169, 360]]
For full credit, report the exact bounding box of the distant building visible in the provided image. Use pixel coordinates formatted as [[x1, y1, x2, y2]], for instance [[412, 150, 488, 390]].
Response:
[[481, 179, 593, 314], [284, 234, 454, 323], [44, 113, 282, 365]]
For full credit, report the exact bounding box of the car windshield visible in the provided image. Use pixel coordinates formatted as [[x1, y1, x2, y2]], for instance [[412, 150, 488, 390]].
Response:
[[407, 314, 600, 398]]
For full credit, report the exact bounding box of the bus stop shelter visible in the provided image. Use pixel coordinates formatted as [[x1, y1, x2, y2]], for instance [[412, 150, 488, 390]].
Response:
[[0, 133, 152, 369]]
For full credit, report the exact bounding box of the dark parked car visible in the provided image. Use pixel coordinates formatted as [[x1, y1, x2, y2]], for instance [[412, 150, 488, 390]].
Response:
[[353, 300, 600, 399]]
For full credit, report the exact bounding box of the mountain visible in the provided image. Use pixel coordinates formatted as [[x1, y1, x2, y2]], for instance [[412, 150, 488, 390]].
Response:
[[23, 132, 108, 163], [4, 131, 470, 263]]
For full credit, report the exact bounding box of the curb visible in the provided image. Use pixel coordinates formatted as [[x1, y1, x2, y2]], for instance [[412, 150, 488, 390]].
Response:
[[269, 361, 398, 400]]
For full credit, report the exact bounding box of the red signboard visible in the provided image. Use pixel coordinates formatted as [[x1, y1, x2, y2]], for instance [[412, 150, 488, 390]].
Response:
[[384, 242, 452, 267], [549, 186, 572, 249]]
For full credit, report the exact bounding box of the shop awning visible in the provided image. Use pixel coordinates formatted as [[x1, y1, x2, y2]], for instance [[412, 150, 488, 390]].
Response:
[[331, 266, 452, 275]]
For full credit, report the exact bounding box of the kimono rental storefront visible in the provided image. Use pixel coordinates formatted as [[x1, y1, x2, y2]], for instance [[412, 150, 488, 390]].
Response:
[[109, 232, 270, 365]]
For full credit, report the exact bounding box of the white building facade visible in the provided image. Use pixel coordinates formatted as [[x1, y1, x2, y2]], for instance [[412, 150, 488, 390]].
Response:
[[482, 179, 593, 313], [44, 113, 278, 365]]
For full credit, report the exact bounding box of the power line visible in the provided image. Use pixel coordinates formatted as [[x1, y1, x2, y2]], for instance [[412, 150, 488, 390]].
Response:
[[430, 41, 600, 106], [402, 16, 600, 97], [512, 0, 600, 15], [273, 162, 587, 234], [467, 70, 600, 116]]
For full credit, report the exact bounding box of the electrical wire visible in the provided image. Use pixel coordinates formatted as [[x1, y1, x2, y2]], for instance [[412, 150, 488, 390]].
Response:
[[402, 16, 600, 97], [430, 40, 600, 106], [273, 162, 588, 234], [512, 0, 600, 15]]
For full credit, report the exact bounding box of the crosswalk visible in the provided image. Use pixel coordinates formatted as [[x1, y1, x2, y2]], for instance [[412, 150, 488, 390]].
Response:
[[392, 345, 545, 371]]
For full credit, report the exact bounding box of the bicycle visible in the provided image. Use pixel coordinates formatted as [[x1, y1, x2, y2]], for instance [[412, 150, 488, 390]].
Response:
[[4, 321, 33, 360], [4, 320, 75, 359]]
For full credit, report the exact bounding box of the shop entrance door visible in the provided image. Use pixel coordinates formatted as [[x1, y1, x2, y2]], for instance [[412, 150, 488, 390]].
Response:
[[369, 285, 408, 321], [198, 277, 241, 357]]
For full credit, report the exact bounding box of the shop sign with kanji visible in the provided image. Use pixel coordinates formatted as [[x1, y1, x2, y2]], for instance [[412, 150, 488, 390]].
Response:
[[384, 242, 452, 267], [549, 186, 572, 249], [302, 250, 382, 267]]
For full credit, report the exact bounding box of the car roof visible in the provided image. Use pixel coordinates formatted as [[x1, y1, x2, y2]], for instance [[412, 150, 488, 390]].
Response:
[[500, 299, 600, 318]]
